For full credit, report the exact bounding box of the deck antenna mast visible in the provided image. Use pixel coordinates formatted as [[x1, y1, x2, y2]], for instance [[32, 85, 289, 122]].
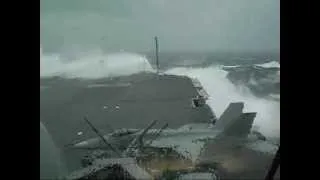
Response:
[[154, 36, 160, 74]]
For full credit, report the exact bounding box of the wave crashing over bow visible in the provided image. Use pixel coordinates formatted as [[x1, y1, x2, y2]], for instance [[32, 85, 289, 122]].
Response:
[[40, 48, 154, 79], [165, 65, 280, 138]]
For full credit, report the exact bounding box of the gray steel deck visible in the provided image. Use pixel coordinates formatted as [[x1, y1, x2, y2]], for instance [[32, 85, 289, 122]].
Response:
[[40, 72, 215, 171]]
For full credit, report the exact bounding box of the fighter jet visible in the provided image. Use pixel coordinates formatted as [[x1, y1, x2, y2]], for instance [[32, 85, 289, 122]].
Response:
[[64, 102, 278, 163]]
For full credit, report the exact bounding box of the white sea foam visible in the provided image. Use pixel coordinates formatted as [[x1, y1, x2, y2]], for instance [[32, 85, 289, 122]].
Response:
[[40, 48, 154, 79], [165, 66, 280, 138], [255, 61, 280, 68]]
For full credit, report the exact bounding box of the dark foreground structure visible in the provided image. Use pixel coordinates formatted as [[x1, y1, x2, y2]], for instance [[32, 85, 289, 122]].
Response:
[[65, 158, 152, 180]]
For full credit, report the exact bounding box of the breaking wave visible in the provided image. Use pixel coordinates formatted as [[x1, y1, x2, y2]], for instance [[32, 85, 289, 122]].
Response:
[[165, 66, 280, 138], [40, 48, 154, 79], [255, 61, 280, 68]]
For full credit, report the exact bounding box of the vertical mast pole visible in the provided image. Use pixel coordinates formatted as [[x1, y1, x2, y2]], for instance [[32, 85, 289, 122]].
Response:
[[155, 36, 159, 74]]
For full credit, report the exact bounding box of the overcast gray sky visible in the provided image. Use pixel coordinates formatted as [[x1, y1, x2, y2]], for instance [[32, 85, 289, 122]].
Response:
[[41, 0, 279, 53]]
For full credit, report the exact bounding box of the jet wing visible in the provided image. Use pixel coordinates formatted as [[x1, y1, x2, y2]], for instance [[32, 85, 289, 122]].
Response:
[[150, 126, 218, 162]]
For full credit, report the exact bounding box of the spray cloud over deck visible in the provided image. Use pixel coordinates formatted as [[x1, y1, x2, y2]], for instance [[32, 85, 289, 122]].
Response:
[[40, 48, 154, 79]]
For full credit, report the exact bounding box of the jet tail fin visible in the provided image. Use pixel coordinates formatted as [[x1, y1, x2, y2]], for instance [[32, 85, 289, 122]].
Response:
[[215, 102, 244, 129], [215, 102, 256, 139], [217, 112, 256, 139], [222, 112, 256, 137]]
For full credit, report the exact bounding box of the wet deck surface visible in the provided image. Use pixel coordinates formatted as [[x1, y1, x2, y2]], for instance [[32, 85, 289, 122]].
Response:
[[40, 72, 214, 171], [41, 73, 214, 146]]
